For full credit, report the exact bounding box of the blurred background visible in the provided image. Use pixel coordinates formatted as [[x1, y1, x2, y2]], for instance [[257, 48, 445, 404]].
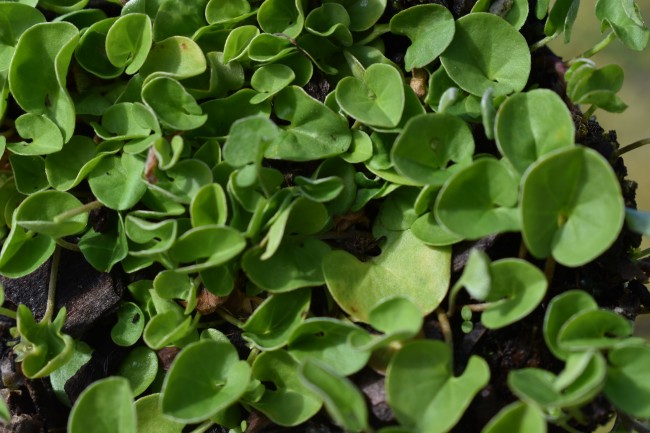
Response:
[[547, 0, 650, 338]]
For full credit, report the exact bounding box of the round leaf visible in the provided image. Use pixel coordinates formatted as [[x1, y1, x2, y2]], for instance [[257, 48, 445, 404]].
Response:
[[68, 377, 135, 433], [111, 302, 145, 347], [15, 190, 88, 238], [142, 76, 207, 130], [605, 345, 650, 418], [106, 13, 152, 74], [521, 146, 624, 267], [543, 290, 598, 360], [440, 13, 531, 96], [135, 394, 184, 433], [8, 113, 64, 156], [88, 154, 148, 211], [140, 36, 206, 80], [118, 346, 158, 396]]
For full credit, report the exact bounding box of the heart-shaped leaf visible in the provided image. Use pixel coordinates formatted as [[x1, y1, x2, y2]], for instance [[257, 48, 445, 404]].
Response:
[[142, 76, 207, 130], [305, 3, 353, 46], [89, 153, 148, 211], [258, 0, 305, 38], [521, 146, 624, 267], [68, 377, 135, 433], [161, 339, 250, 422], [205, 0, 252, 25], [0, 3, 45, 72], [495, 89, 575, 175], [250, 350, 322, 426], [440, 13, 530, 96], [324, 223, 450, 323], [10, 154, 49, 195], [435, 158, 520, 239], [147, 159, 213, 204], [9, 22, 79, 142], [389, 5, 455, 71], [386, 340, 490, 433], [125, 216, 177, 257], [266, 86, 351, 161], [242, 288, 311, 351], [299, 360, 369, 433], [391, 113, 474, 185], [8, 113, 64, 156], [336, 63, 405, 128], [105, 13, 152, 74], [91, 102, 159, 141]]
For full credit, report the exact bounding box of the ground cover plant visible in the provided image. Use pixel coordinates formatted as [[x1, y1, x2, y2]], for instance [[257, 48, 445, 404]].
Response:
[[1, 0, 650, 432]]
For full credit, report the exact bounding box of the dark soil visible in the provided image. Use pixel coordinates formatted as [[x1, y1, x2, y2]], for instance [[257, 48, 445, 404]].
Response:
[[1, 1, 648, 432]]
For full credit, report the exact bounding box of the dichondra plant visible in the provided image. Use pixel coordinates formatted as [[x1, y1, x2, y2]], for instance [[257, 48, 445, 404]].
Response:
[[0, 0, 650, 432]]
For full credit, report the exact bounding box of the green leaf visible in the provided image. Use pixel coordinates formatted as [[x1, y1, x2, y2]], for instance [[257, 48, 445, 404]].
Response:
[[299, 360, 369, 433], [250, 350, 322, 426], [143, 310, 194, 350], [223, 25, 259, 63], [305, 3, 353, 46], [471, 0, 530, 30], [391, 113, 474, 186], [91, 102, 158, 141], [482, 401, 546, 433], [142, 76, 206, 131], [161, 339, 250, 422], [605, 344, 650, 418], [288, 318, 372, 376], [69, 377, 135, 433], [543, 290, 598, 360], [556, 309, 633, 351], [266, 86, 352, 161], [495, 89, 575, 175], [325, 0, 387, 31], [324, 223, 450, 323], [411, 212, 464, 246], [152, 0, 208, 41], [135, 394, 185, 433], [250, 64, 295, 104], [170, 225, 246, 273], [243, 238, 331, 293], [440, 13, 530, 96], [521, 147, 624, 267], [139, 36, 206, 80], [481, 259, 548, 330], [8, 113, 64, 156], [197, 89, 272, 138], [190, 183, 228, 227], [295, 176, 344, 202], [336, 63, 405, 128], [0, 3, 45, 72], [544, 0, 580, 41], [14, 190, 88, 238], [75, 17, 123, 79], [105, 13, 152, 74], [389, 5, 455, 71], [15, 306, 74, 379], [111, 302, 145, 347], [125, 216, 177, 257], [10, 154, 49, 195], [596, 0, 649, 51], [223, 116, 279, 167], [0, 213, 55, 278], [258, 0, 305, 39], [50, 341, 92, 407], [118, 346, 158, 396], [435, 158, 520, 239], [8, 22, 79, 142], [241, 288, 311, 350], [205, 0, 252, 24], [147, 159, 213, 204], [387, 340, 490, 433], [89, 153, 148, 211]]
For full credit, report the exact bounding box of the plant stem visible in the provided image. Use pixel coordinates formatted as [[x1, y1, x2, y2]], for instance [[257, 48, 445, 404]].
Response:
[[53, 200, 102, 223], [518, 240, 528, 259], [578, 31, 617, 59], [615, 138, 650, 158], [466, 302, 492, 312], [217, 308, 244, 328], [530, 34, 558, 52], [633, 246, 650, 260], [436, 308, 453, 351], [0, 307, 16, 320], [582, 105, 597, 120], [354, 24, 390, 46], [544, 256, 556, 283], [189, 420, 215, 433], [43, 246, 61, 323], [56, 238, 80, 252]]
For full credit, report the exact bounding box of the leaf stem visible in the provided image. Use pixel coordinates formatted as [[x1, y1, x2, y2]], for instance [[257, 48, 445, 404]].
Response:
[[43, 245, 61, 323], [615, 138, 650, 158], [55, 238, 80, 252], [0, 307, 16, 320], [189, 420, 215, 433], [544, 256, 556, 283], [354, 24, 390, 46], [518, 240, 528, 259], [436, 308, 453, 351], [577, 31, 617, 59], [216, 308, 244, 328], [633, 246, 650, 260], [529, 34, 558, 52], [466, 302, 492, 312], [53, 200, 102, 223], [582, 105, 597, 120]]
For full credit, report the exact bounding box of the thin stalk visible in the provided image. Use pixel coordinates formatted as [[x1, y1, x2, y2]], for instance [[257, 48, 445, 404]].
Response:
[[633, 246, 650, 260], [530, 34, 559, 52], [576, 31, 617, 59], [53, 200, 102, 223], [615, 138, 650, 158], [354, 24, 390, 46], [0, 307, 16, 320], [466, 302, 492, 313], [43, 246, 62, 323], [189, 420, 215, 433], [436, 308, 453, 351], [582, 105, 597, 120], [216, 308, 244, 328], [56, 238, 80, 252], [518, 240, 528, 259], [544, 256, 556, 283]]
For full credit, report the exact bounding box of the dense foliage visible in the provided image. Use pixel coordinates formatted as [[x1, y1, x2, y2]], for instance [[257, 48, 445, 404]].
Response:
[[1, 0, 650, 432]]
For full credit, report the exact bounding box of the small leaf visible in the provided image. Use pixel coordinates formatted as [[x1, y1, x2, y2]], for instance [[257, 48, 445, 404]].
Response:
[[223, 116, 279, 167], [8, 113, 64, 156], [295, 176, 344, 202], [15, 190, 88, 238], [142, 76, 207, 130], [521, 147, 624, 267], [557, 309, 632, 351], [135, 394, 185, 433], [482, 401, 546, 433], [440, 13, 530, 96], [387, 340, 490, 433], [118, 346, 158, 396], [257, 0, 305, 39], [299, 360, 369, 433], [68, 377, 135, 433], [106, 13, 152, 74], [250, 64, 295, 104], [190, 183, 228, 227], [325, 0, 387, 31], [89, 153, 148, 211], [242, 288, 311, 351], [111, 302, 145, 347], [139, 36, 206, 80], [223, 25, 259, 63], [170, 225, 246, 273], [605, 344, 650, 418], [10, 154, 49, 195], [596, 0, 649, 51], [389, 5, 455, 71], [336, 63, 405, 128], [543, 290, 598, 360]]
